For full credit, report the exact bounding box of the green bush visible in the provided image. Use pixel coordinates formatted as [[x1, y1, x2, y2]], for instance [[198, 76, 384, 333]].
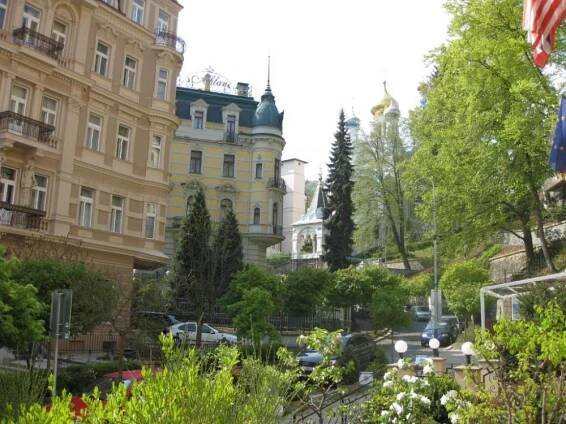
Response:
[[0, 369, 48, 419], [57, 360, 142, 395]]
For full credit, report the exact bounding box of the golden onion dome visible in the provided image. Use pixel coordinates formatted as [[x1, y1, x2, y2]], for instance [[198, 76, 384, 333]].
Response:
[[371, 81, 398, 118]]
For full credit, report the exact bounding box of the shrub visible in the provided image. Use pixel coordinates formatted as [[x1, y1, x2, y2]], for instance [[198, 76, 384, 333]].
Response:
[[0, 369, 48, 419]]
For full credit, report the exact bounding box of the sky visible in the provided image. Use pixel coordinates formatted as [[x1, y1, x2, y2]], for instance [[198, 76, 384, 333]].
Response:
[[176, 1, 451, 180]]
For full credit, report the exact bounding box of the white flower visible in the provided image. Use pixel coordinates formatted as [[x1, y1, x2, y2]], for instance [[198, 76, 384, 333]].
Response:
[[440, 394, 448, 406], [447, 390, 458, 398], [397, 359, 404, 368], [383, 371, 392, 381], [423, 365, 434, 375], [380, 410, 390, 417], [419, 396, 431, 406], [396, 392, 406, 401], [441, 390, 458, 405], [406, 413, 411, 421], [390, 402, 403, 415], [383, 380, 393, 388], [409, 390, 418, 399], [402, 375, 418, 384], [449, 413, 459, 423]]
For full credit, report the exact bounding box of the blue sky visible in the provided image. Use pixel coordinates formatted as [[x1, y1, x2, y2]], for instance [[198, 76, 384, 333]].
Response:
[[177, 0, 450, 179]]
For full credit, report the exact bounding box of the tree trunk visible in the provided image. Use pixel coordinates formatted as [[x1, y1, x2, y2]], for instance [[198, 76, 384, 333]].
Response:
[[521, 220, 536, 272], [531, 190, 557, 273], [385, 206, 411, 271], [195, 308, 203, 348]]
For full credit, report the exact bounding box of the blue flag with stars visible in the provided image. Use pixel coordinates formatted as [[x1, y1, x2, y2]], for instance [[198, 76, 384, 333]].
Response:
[[549, 96, 566, 173]]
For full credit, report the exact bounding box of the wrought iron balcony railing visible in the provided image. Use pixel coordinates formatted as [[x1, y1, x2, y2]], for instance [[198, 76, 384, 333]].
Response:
[[0, 202, 47, 231], [12, 26, 64, 60], [0, 111, 57, 148], [267, 177, 287, 192], [154, 30, 186, 55], [224, 132, 237, 143]]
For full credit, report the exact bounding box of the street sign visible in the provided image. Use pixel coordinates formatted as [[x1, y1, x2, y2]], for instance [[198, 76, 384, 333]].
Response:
[[49, 289, 72, 339]]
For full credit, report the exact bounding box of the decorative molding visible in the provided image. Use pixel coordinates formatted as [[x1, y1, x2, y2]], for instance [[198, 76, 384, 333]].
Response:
[[215, 183, 238, 193]]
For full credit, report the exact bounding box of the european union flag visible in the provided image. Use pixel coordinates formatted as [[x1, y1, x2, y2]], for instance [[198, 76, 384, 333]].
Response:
[[549, 96, 566, 173]]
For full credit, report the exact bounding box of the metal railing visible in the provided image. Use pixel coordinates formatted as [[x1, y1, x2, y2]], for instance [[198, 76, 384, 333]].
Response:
[[12, 26, 64, 60], [267, 177, 287, 192], [0, 201, 47, 231], [0, 111, 57, 147], [154, 30, 186, 55]]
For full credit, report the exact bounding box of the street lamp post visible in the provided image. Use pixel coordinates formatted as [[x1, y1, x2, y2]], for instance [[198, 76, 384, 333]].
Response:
[[415, 177, 440, 322]]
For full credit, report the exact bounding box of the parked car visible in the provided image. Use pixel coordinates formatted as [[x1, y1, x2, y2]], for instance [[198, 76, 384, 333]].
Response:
[[440, 315, 461, 340], [412, 306, 431, 321], [297, 333, 376, 376], [133, 311, 180, 333], [168, 322, 238, 345], [420, 321, 454, 347]]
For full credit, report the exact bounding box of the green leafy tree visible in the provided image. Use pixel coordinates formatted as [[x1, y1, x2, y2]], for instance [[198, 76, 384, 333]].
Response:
[[172, 187, 214, 346], [353, 99, 413, 270], [324, 110, 355, 271], [222, 266, 283, 346], [282, 268, 332, 315], [364, 267, 409, 331], [326, 266, 372, 308], [439, 260, 489, 324], [407, 0, 561, 271], [13, 260, 117, 336], [0, 249, 44, 352], [402, 273, 433, 299]]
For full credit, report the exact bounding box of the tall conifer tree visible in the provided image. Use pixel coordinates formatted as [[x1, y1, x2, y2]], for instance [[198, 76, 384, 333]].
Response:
[[172, 187, 212, 346], [324, 110, 354, 271], [212, 208, 243, 300]]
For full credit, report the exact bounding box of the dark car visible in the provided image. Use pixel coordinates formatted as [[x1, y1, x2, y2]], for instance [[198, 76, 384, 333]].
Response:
[[420, 321, 453, 347], [439, 316, 461, 341], [297, 333, 376, 376], [132, 311, 180, 333]]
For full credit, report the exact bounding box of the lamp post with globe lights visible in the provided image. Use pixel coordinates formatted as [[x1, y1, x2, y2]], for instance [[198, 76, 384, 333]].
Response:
[[394, 340, 408, 359], [429, 337, 440, 357]]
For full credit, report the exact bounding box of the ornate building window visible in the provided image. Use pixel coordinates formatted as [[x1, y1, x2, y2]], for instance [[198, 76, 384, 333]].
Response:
[[255, 163, 263, 179], [253, 207, 260, 225], [222, 154, 235, 177]]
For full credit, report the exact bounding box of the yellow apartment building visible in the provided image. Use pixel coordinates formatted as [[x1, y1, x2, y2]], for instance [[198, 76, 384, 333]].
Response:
[[0, 0, 183, 278], [166, 77, 286, 267]]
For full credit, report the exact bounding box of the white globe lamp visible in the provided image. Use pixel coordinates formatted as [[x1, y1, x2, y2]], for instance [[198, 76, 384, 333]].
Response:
[[394, 340, 408, 359], [429, 338, 440, 357], [462, 342, 474, 365]]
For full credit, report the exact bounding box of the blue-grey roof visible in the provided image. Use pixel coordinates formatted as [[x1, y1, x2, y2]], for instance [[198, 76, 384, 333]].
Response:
[[252, 87, 284, 130], [175, 87, 258, 127]]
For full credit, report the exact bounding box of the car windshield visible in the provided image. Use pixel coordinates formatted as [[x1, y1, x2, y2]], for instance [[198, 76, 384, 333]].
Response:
[[415, 306, 429, 312], [425, 322, 450, 330]]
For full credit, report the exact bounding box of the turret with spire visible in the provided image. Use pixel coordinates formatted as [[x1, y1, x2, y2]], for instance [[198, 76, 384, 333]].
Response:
[[371, 81, 399, 120], [252, 56, 284, 135]]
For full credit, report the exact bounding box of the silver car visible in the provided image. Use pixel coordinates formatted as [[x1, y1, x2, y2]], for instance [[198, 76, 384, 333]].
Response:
[[412, 306, 431, 321], [168, 322, 238, 345]]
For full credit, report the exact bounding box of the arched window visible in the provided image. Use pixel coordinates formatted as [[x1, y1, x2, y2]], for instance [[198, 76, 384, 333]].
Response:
[[253, 207, 260, 225], [220, 198, 233, 219], [186, 195, 195, 214]]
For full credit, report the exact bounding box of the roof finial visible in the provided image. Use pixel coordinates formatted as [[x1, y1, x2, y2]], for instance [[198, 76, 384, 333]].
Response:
[[267, 56, 271, 91], [318, 167, 323, 182], [383, 80, 388, 95]]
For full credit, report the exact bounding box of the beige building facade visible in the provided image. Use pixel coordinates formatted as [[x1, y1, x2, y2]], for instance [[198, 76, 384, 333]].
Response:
[[166, 80, 286, 267], [0, 0, 183, 275]]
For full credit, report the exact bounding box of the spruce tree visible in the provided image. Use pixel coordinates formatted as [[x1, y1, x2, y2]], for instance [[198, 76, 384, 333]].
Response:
[[172, 187, 212, 346], [212, 208, 243, 302], [324, 110, 354, 271]]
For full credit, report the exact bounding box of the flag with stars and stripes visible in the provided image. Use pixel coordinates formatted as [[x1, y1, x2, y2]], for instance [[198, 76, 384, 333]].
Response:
[[523, 0, 566, 67], [549, 96, 566, 173]]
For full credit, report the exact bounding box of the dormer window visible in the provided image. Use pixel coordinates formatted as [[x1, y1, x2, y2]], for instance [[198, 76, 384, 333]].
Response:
[[226, 115, 236, 142], [194, 111, 204, 129]]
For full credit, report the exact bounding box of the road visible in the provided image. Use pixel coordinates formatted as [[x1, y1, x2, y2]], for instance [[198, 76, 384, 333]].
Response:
[[377, 320, 468, 368]]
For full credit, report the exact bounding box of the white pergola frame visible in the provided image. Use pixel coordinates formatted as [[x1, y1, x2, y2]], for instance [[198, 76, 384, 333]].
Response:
[[480, 271, 566, 329]]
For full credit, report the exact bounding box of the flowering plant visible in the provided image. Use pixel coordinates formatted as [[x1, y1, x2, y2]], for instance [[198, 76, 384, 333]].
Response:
[[352, 359, 460, 423]]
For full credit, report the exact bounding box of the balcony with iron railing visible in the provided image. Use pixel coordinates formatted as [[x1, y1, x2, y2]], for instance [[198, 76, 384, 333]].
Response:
[[267, 177, 287, 193], [12, 26, 64, 60], [154, 30, 185, 55], [0, 111, 57, 148], [224, 132, 238, 143], [0, 202, 47, 231]]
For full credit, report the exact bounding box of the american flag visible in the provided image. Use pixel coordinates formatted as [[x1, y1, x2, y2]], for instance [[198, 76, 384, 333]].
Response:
[[523, 0, 566, 68]]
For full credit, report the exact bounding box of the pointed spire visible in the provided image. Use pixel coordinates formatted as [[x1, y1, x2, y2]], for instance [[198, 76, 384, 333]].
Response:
[[318, 167, 323, 182], [383, 80, 389, 96], [266, 56, 271, 92]]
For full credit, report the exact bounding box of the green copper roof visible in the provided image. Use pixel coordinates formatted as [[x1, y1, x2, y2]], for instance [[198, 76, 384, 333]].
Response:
[[253, 86, 284, 130]]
